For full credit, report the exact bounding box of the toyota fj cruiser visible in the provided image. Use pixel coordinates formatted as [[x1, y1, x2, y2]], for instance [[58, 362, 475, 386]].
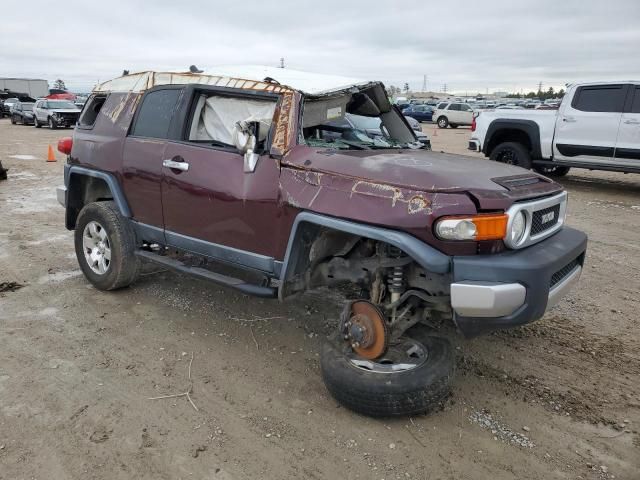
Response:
[[56, 66, 587, 417]]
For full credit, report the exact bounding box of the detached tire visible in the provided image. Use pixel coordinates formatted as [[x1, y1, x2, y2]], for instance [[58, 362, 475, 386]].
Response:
[[74, 201, 140, 291], [320, 326, 454, 417], [490, 141, 532, 169]]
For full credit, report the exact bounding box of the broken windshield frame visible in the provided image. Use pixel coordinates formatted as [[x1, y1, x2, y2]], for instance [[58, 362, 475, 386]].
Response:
[[301, 91, 422, 151]]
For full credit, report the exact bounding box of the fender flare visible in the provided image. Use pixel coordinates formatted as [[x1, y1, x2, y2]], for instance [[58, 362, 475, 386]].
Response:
[[278, 211, 451, 300], [483, 119, 542, 158], [65, 165, 131, 217]]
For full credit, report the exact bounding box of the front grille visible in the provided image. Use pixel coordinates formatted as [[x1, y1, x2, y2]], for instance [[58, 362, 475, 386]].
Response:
[[59, 113, 78, 121], [531, 204, 561, 236], [550, 258, 580, 288]]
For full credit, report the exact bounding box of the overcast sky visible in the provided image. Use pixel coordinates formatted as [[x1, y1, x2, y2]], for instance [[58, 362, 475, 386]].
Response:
[[2, 0, 639, 94]]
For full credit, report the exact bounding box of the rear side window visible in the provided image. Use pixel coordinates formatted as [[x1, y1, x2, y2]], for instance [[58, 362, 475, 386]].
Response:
[[572, 85, 625, 113], [448, 103, 461, 111], [131, 89, 181, 138], [631, 87, 640, 114], [78, 94, 107, 127]]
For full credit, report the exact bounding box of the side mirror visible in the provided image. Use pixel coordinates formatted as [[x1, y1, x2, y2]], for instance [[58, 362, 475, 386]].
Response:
[[233, 121, 261, 173]]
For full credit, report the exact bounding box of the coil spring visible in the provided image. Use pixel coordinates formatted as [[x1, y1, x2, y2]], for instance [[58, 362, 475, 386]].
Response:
[[388, 265, 404, 292]]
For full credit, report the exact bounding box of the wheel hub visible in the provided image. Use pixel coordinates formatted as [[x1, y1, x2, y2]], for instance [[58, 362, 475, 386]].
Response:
[[342, 300, 389, 360]]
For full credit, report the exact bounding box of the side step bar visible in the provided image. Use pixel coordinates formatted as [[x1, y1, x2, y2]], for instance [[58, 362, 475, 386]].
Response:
[[135, 250, 277, 299]]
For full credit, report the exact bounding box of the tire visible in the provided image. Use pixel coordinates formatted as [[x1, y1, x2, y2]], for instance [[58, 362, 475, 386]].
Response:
[[34, 116, 41, 128], [320, 326, 454, 417], [489, 142, 532, 169], [48, 117, 57, 129], [534, 165, 571, 177], [10, 115, 16, 125], [437, 116, 449, 128], [449, 124, 458, 129], [74, 201, 140, 291]]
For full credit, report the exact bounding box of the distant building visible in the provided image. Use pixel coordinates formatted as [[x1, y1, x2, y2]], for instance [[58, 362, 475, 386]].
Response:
[[0, 78, 49, 98], [493, 91, 509, 98]]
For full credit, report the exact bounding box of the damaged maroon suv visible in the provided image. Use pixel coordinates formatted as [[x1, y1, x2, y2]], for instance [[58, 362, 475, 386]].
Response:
[[56, 66, 587, 417]]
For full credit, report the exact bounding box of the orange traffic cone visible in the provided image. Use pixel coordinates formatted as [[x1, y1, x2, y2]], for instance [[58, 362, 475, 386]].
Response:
[[47, 145, 56, 162]]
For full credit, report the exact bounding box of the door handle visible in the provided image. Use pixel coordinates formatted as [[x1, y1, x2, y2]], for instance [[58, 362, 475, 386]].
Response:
[[623, 119, 640, 125], [562, 117, 576, 123], [162, 157, 189, 172]]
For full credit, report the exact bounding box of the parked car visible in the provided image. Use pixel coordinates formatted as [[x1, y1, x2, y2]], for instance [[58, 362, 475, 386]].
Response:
[[2, 97, 19, 117], [402, 104, 434, 122], [470, 81, 640, 175], [55, 67, 587, 418], [32, 99, 81, 129], [10, 101, 35, 125], [432, 102, 474, 128], [403, 115, 431, 142]]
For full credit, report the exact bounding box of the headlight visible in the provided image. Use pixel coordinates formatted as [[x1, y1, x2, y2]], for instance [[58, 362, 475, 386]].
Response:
[[509, 211, 527, 245], [435, 214, 508, 241]]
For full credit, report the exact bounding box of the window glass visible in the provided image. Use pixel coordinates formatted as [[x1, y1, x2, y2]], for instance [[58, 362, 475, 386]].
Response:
[[631, 87, 640, 114], [79, 94, 107, 127], [132, 89, 181, 138], [460, 104, 471, 111], [448, 103, 461, 111], [573, 85, 625, 113], [187, 93, 277, 151], [437, 102, 447, 109]]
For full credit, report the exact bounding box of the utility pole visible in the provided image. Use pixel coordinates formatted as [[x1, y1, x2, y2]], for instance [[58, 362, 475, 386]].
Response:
[[537, 81, 543, 94], [422, 74, 427, 92], [279, 57, 285, 69], [442, 83, 447, 94]]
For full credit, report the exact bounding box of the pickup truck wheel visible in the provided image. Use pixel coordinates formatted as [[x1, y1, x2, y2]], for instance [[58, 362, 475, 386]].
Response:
[[437, 116, 449, 128], [320, 326, 454, 417], [534, 165, 571, 177], [74, 201, 140, 291], [490, 142, 532, 169], [48, 117, 57, 129]]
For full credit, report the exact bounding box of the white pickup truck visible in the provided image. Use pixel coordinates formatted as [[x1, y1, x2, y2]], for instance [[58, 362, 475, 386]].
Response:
[[469, 81, 640, 176]]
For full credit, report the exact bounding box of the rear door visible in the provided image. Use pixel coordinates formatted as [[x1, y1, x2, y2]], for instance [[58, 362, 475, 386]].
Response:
[[553, 84, 626, 164], [614, 84, 640, 167], [121, 86, 182, 234], [447, 103, 461, 123]]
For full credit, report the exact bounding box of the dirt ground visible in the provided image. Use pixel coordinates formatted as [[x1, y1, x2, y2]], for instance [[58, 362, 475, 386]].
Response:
[[0, 119, 638, 480]]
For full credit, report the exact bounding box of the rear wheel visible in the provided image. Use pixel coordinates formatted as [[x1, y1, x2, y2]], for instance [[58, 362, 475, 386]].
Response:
[[437, 116, 449, 128], [534, 165, 571, 177], [489, 141, 532, 169], [74, 201, 140, 290], [321, 325, 454, 417]]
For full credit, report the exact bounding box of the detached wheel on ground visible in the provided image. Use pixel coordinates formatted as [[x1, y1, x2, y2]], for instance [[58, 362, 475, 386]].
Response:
[[74, 201, 140, 290], [534, 165, 571, 177], [321, 325, 454, 417], [437, 116, 449, 128], [489, 141, 532, 169]]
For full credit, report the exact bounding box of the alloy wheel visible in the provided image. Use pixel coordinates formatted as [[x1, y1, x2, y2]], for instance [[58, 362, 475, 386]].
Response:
[[82, 221, 111, 275]]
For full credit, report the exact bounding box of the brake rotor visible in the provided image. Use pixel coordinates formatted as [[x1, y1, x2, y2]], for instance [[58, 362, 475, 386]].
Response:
[[343, 300, 389, 360]]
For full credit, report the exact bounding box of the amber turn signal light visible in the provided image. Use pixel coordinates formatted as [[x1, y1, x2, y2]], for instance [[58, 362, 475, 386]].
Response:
[[434, 213, 508, 241]]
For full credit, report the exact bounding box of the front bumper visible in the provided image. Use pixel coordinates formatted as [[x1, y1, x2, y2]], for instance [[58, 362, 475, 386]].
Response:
[[450, 226, 587, 337], [468, 139, 480, 151]]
